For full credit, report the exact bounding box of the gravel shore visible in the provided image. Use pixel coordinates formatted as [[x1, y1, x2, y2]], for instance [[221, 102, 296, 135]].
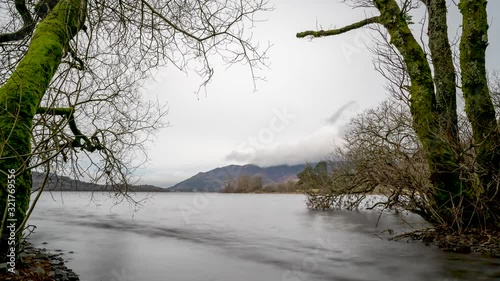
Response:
[[0, 242, 79, 281]]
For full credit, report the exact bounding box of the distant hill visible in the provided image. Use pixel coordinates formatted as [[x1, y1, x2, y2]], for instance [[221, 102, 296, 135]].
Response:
[[32, 172, 167, 192], [168, 164, 307, 192]]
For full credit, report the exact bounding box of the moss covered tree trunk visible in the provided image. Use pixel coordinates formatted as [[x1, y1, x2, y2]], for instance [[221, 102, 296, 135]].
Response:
[[459, 0, 500, 216], [373, 0, 463, 220], [0, 0, 84, 263], [425, 0, 459, 148]]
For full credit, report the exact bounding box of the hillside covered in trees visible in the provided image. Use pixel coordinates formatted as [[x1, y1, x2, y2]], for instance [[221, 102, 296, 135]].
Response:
[[169, 164, 305, 192]]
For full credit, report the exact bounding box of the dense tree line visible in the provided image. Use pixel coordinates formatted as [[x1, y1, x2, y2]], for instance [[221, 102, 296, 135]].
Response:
[[221, 175, 297, 193]]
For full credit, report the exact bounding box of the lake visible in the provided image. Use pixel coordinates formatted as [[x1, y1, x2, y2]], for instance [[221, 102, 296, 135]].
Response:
[[27, 192, 499, 281]]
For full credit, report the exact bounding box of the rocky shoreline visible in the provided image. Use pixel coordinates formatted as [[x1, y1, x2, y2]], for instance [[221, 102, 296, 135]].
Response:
[[0, 242, 79, 281], [391, 226, 500, 257]]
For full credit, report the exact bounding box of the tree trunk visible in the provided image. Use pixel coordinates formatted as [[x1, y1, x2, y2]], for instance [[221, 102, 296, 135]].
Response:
[[459, 0, 500, 218], [374, 0, 463, 220], [0, 0, 84, 262], [425, 0, 459, 148]]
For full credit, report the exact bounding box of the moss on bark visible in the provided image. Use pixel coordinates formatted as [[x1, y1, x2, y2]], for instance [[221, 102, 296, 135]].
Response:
[[0, 0, 84, 262], [374, 0, 463, 218], [459, 0, 500, 212], [425, 0, 459, 146]]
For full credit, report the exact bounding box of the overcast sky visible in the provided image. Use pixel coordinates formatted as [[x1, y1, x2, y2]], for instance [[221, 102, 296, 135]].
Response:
[[137, 0, 500, 187]]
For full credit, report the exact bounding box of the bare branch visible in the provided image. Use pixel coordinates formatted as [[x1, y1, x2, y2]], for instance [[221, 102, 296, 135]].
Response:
[[0, 0, 34, 43], [296, 16, 380, 38]]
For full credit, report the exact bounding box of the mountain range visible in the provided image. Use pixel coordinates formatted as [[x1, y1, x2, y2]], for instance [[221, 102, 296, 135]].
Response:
[[29, 163, 309, 193], [168, 164, 307, 192], [32, 172, 167, 192]]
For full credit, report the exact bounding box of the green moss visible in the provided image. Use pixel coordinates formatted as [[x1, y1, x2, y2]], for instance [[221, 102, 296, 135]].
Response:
[[374, 0, 463, 216], [459, 0, 499, 204], [0, 0, 84, 262]]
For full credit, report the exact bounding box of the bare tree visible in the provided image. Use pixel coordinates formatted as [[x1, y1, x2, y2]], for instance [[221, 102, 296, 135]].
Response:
[[221, 174, 263, 193], [0, 0, 269, 262], [303, 101, 437, 220]]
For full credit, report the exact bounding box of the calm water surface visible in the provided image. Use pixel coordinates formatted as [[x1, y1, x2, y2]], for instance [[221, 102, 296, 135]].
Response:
[[28, 192, 499, 281]]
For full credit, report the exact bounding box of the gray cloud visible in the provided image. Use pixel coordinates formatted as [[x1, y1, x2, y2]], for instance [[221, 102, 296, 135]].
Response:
[[225, 126, 344, 166], [326, 101, 359, 124]]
